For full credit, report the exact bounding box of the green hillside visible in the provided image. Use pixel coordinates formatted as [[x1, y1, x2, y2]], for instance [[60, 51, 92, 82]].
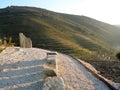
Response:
[[0, 6, 120, 60]]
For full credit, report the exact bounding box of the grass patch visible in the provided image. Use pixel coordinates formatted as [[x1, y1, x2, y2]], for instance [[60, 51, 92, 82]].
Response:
[[0, 49, 3, 53], [0, 47, 5, 53], [44, 63, 56, 69], [42, 69, 57, 79]]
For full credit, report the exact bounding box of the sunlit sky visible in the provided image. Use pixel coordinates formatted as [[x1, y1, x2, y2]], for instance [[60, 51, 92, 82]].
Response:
[[0, 0, 120, 25]]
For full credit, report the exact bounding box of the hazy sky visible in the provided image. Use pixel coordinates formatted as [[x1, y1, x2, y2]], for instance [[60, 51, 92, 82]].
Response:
[[0, 0, 120, 25]]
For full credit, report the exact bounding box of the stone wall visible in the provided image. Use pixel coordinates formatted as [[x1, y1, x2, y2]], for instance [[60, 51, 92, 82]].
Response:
[[42, 52, 65, 90], [19, 33, 32, 48]]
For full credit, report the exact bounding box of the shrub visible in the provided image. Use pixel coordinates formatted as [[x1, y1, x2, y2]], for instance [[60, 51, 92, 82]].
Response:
[[42, 69, 57, 79], [116, 52, 120, 60]]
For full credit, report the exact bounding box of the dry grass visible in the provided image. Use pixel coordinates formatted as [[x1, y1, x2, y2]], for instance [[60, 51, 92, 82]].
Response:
[[87, 60, 120, 83], [44, 63, 56, 69], [42, 69, 57, 79]]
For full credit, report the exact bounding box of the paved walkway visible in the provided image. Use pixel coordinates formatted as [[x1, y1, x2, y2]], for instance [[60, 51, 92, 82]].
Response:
[[57, 53, 110, 90], [0, 47, 47, 90]]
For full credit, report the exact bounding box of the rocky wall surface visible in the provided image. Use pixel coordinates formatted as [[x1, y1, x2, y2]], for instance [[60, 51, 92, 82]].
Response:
[[19, 33, 32, 48], [42, 52, 64, 90]]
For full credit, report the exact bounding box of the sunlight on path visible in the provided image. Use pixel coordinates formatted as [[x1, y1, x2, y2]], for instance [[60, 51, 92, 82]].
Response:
[[57, 53, 110, 90], [0, 47, 47, 90]]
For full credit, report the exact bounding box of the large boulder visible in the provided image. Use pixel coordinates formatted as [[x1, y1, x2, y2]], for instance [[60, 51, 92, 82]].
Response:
[[19, 33, 32, 48], [42, 77, 64, 90]]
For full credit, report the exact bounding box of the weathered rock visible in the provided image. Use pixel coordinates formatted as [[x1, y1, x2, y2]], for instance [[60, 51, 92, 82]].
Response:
[[46, 52, 57, 65], [45, 52, 57, 71], [42, 77, 64, 90], [19, 33, 32, 48], [3, 40, 7, 45], [47, 59, 56, 65], [42, 52, 64, 90]]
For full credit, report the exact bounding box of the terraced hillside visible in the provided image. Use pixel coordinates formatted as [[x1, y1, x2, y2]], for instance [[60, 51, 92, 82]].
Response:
[[0, 6, 120, 83], [0, 6, 120, 60]]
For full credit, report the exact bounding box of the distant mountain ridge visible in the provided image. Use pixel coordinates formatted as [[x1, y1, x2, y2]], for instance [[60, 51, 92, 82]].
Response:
[[0, 6, 120, 60]]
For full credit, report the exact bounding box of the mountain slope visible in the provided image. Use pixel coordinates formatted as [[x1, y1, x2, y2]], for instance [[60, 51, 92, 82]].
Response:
[[0, 6, 120, 60]]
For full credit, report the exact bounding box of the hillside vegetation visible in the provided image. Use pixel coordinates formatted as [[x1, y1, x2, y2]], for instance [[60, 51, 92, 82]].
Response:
[[0, 6, 120, 82], [0, 6, 120, 60]]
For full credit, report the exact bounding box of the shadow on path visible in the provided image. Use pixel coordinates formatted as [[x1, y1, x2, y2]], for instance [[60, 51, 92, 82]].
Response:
[[0, 58, 47, 90]]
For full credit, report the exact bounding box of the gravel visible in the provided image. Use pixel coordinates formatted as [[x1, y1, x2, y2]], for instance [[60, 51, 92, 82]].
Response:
[[57, 53, 111, 90]]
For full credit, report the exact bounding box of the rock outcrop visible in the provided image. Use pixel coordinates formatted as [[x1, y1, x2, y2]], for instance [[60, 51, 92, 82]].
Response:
[[19, 33, 32, 48], [42, 52, 65, 90], [42, 77, 64, 90]]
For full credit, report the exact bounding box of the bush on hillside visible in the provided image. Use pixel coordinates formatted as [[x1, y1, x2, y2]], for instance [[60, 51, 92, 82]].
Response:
[[116, 52, 120, 60], [3, 37, 15, 46]]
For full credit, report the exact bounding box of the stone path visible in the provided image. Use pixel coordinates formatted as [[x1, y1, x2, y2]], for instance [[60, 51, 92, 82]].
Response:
[[57, 53, 111, 90], [0, 47, 47, 90], [0, 47, 117, 90]]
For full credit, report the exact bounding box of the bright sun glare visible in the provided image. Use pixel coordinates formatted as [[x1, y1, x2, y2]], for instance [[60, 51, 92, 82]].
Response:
[[0, 0, 120, 24]]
